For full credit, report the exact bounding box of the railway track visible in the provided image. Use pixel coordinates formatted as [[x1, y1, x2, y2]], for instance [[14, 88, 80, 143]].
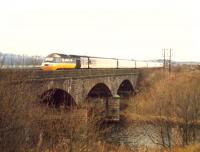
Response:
[[0, 68, 140, 82]]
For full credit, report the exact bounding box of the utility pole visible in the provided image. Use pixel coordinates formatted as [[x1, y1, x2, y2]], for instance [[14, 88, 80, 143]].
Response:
[[162, 48, 173, 72], [23, 54, 24, 67], [163, 48, 166, 69], [87, 57, 90, 69], [169, 48, 172, 72]]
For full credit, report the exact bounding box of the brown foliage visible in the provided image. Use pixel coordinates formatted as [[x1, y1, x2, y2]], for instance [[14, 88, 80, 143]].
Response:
[[0, 71, 131, 152]]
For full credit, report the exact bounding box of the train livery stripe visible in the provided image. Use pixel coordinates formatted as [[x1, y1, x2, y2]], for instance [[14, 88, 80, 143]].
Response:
[[41, 63, 76, 71]]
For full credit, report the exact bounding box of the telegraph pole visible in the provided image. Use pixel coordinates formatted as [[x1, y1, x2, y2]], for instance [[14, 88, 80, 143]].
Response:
[[169, 48, 172, 72], [163, 49, 166, 69], [162, 48, 173, 72]]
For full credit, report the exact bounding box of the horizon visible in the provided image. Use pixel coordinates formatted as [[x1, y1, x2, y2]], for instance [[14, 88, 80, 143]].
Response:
[[0, 0, 199, 62], [1, 51, 200, 63]]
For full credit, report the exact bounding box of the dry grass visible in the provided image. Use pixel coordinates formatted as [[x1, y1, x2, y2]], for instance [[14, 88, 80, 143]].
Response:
[[128, 69, 200, 117], [123, 69, 200, 150], [0, 71, 131, 152], [1, 68, 200, 151]]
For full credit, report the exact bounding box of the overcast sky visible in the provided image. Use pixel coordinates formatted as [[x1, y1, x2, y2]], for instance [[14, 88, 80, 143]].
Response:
[[0, 0, 199, 61]]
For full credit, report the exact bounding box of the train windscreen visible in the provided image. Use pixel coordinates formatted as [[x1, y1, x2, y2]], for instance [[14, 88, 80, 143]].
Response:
[[44, 57, 54, 62]]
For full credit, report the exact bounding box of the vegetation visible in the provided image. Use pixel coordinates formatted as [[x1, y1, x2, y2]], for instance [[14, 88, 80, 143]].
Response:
[[0, 52, 43, 68], [124, 68, 200, 151], [1, 67, 200, 151], [0, 71, 131, 152]]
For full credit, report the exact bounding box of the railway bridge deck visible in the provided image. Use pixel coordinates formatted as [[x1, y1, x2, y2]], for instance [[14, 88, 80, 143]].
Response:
[[1, 68, 141, 120]]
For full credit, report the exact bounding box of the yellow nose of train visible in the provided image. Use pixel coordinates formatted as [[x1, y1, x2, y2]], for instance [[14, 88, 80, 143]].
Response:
[[41, 63, 76, 71]]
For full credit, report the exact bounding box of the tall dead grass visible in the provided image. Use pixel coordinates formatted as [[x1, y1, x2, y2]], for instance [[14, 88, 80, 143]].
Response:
[[126, 69, 200, 148], [1, 69, 200, 152], [132, 70, 200, 119], [0, 70, 131, 152]]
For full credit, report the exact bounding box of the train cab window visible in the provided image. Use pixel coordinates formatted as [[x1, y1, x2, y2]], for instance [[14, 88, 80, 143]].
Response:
[[44, 57, 54, 62]]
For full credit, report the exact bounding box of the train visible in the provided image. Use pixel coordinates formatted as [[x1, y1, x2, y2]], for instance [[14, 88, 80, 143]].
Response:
[[41, 53, 163, 71]]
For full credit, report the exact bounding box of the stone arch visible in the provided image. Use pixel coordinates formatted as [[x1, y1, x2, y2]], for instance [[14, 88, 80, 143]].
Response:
[[40, 88, 76, 108], [86, 83, 112, 116], [117, 79, 135, 97], [87, 83, 112, 98]]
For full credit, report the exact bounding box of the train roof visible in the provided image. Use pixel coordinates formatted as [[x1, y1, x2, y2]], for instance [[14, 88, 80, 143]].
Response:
[[46, 53, 136, 61], [47, 53, 80, 58]]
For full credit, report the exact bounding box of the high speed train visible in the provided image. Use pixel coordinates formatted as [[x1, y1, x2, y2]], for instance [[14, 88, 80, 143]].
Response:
[[41, 53, 163, 71]]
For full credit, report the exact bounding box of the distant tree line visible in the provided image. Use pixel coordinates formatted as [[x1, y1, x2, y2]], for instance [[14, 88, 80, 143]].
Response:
[[0, 52, 43, 68]]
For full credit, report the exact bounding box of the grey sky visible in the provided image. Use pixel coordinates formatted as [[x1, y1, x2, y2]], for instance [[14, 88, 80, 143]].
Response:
[[0, 0, 199, 61]]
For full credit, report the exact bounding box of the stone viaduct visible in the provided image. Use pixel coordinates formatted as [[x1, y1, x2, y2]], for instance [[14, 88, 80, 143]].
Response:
[[4, 68, 140, 120], [30, 69, 138, 105]]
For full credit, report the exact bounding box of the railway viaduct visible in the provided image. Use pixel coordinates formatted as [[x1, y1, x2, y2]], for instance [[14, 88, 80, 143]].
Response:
[[38, 69, 138, 103], [3, 68, 141, 120]]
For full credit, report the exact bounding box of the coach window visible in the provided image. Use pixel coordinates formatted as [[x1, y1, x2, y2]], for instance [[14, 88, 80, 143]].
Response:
[[62, 58, 66, 63], [54, 57, 61, 63], [63, 58, 72, 63]]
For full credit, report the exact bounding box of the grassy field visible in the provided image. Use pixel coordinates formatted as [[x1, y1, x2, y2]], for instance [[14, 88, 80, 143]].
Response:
[[1, 68, 200, 151]]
